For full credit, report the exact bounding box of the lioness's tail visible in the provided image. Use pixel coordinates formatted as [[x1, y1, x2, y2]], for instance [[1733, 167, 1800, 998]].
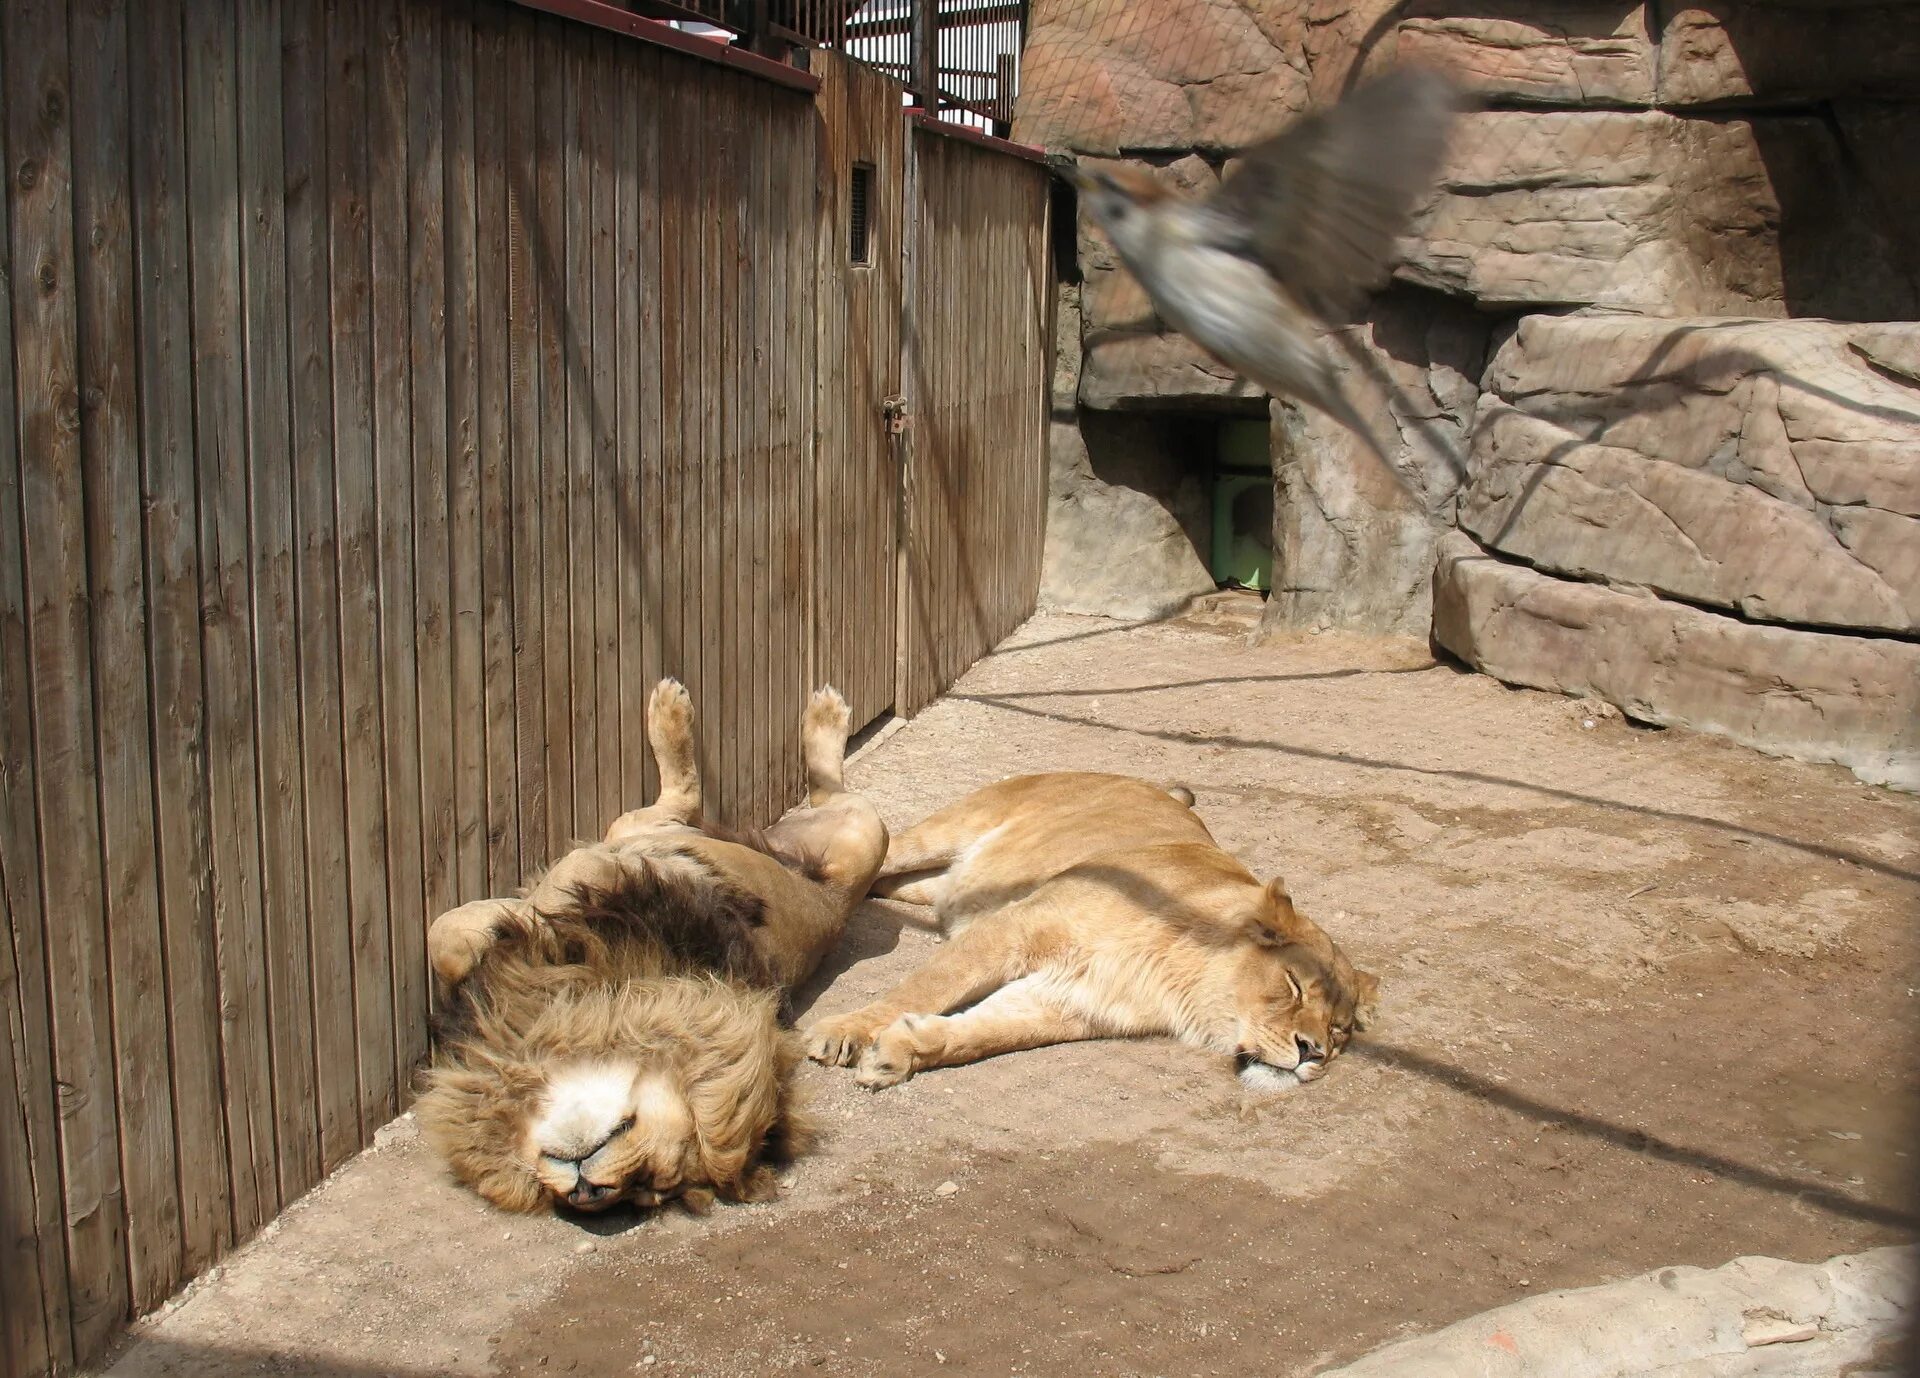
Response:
[[1166, 784, 1195, 808]]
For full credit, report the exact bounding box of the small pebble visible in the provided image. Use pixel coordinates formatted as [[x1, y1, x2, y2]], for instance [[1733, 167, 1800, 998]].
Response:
[[934, 1180, 959, 1197], [642, 1358, 658, 1367], [574, 1240, 597, 1255]]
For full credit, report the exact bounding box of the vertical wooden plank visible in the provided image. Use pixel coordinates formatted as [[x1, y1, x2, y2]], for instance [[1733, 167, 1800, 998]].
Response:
[[368, 0, 427, 1094], [186, 0, 281, 1241], [657, 63, 689, 734], [779, 93, 804, 811], [476, 2, 523, 892], [0, 23, 73, 1362], [808, 59, 835, 727], [534, 17, 573, 855], [69, 0, 185, 1312], [504, 7, 547, 875], [236, 0, 323, 1208], [612, 43, 644, 811], [130, 0, 233, 1271], [716, 78, 741, 822], [750, 91, 773, 822], [5, 0, 133, 1346], [697, 76, 726, 821], [0, 866, 66, 1378], [442, 0, 488, 903], [587, 36, 620, 825], [792, 97, 817, 806], [282, 0, 358, 1174], [697, 77, 725, 817], [406, 0, 455, 1039], [561, 27, 597, 839], [632, 47, 663, 808], [326, 0, 399, 1133]]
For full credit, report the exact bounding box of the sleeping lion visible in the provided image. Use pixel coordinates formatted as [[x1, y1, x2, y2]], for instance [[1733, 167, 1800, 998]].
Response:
[[417, 679, 886, 1214], [807, 772, 1376, 1090]]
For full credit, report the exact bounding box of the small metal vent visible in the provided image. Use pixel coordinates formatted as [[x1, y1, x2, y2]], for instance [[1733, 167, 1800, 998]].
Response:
[[850, 162, 873, 265]]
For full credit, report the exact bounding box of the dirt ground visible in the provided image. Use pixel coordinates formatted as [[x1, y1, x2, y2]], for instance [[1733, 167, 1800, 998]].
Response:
[[104, 602, 1920, 1378]]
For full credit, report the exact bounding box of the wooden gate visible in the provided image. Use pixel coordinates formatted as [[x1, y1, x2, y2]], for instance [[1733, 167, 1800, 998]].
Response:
[[812, 52, 906, 733], [812, 54, 1053, 729], [898, 119, 1053, 715]]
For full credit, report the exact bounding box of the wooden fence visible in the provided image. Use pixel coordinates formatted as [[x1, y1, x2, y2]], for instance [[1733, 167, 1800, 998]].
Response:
[[0, 5, 1051, 1374]]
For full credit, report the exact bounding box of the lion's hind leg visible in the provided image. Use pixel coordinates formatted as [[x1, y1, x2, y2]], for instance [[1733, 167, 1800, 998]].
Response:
[[855, 976, 1098, 1088], [605, 679, 702, 843], [764, 686, 888, 904], [800, 684, 853, 805]]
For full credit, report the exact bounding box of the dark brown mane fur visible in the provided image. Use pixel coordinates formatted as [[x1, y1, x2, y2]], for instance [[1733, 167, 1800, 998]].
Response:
[[431, 856, 779, 1049]]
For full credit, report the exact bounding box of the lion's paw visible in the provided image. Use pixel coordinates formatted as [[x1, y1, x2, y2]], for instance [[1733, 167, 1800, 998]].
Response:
[[804, 685, 851, 740], [805, 1013, 880, 1067], [648, 678, 695, 739]]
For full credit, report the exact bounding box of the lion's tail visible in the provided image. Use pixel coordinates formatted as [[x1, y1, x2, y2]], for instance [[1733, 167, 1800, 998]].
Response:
[[1165, 784, 1196, 808]]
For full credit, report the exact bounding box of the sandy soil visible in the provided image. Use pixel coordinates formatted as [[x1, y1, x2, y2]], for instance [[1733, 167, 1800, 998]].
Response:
[[103, 601, 1920, 1378]]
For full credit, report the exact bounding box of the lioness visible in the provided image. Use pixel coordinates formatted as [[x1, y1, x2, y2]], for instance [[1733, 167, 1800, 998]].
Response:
[[807, 772, 1375, 1090], [417, 679, 886, 1214]]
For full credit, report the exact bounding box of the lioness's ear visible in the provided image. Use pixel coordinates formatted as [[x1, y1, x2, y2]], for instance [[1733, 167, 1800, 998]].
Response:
[[1256, 878, 1315, 946], [1353, 970, 1380, 1031]]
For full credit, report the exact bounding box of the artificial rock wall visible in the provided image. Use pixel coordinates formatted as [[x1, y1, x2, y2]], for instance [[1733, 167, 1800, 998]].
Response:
[[1015, 0, 1920, 789]]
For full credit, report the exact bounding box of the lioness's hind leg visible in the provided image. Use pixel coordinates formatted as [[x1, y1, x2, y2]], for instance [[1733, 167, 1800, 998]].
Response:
[[870, 813, 982, 889], [855, 978, 1098, 1089], [605, 679, 701, 842]]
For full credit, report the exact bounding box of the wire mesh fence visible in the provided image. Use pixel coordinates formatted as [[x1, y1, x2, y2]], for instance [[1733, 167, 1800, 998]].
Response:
[[613, 0, 1026, 131]]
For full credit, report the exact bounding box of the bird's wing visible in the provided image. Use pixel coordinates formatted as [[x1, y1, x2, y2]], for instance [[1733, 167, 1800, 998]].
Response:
[[1205, 67, 1463, 320]]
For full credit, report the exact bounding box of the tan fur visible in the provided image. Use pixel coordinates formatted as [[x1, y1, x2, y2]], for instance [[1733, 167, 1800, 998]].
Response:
[[808, 773, 1377, 1089], [417, 680, 887, 1214]]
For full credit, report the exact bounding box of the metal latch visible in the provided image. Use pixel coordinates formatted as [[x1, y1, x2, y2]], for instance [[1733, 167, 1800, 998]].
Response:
[[882, 395, 910, 435]]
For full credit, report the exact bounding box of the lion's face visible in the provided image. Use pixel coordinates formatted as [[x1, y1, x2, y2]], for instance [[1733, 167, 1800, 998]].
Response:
[[1230, 881, 1378, 1090], [418, 980, 809, 1215], [524, 1060, 700, 1211]]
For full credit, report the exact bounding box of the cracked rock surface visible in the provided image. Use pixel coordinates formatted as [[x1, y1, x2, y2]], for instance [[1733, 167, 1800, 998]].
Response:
[[1314, 1245, 1916, 1378]]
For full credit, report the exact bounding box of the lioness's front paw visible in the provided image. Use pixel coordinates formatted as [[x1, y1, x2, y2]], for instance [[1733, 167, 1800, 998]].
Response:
[[805, 1012, 883, 1067], [853, 1019, 923, 1089]]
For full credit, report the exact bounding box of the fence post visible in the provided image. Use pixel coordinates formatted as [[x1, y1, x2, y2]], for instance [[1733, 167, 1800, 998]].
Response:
[[910, 0, 938, 115]]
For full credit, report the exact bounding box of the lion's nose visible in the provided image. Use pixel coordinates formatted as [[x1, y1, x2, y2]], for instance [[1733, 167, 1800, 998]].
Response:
[[1295, 1034, 1324, 1064], [566, 1181, 617, 1210]]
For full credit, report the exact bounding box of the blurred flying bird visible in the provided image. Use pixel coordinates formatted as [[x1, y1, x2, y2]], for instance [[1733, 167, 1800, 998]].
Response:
[[1068, 67, 1465, 480]]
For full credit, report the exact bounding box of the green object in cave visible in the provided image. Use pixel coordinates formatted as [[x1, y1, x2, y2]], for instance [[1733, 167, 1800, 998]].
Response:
[[1211, 419, 1272, 592]]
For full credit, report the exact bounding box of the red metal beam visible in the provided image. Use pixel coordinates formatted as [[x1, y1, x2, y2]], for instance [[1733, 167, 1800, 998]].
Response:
[[508, 0, 820, 92], [906, 110, 1045, 165]]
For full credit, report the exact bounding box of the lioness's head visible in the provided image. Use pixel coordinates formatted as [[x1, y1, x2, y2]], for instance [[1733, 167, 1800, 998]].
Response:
[[1230, 879, 1378, 1090], [416, 980, 809, 1215]]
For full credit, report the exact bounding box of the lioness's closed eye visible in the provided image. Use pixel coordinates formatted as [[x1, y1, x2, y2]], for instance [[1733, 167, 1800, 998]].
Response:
[[807, 772, 1376, 1091]]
